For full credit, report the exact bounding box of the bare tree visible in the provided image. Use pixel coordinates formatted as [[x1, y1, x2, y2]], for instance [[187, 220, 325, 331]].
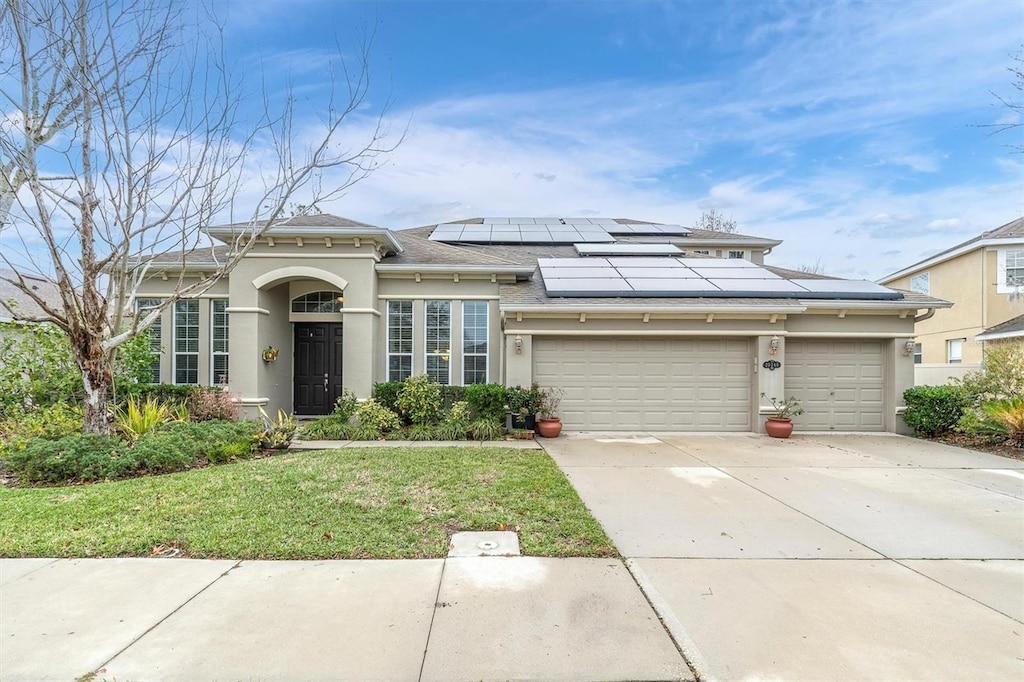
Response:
[[979, 47, 1023, 153], [796, 258, 825, 275], [0, 0, 400, 434], [694, 208, 738, 234]]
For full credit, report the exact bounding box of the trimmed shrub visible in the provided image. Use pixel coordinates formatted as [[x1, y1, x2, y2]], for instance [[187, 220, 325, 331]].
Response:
[[903, 385, 969, 436], [440, 385, 467, 409], [118, 383, 197, 406], [372, 382, 403, 413], [955, 344, 1024, 405], [396, 374, 443, 425], [160, 420, 259, 462], [355, 399, 402, 433], [5, 434, 126, 484], [188, 387, 240, 422], [332, 389, 359, 422], [129, 431, 198, 473], [464, 383, 508, 423]]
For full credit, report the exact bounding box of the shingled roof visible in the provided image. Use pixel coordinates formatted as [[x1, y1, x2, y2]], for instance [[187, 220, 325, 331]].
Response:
[[880, 217, 1024, 282], [976, 313, 1024, 341], [0, 269, 61, 322]]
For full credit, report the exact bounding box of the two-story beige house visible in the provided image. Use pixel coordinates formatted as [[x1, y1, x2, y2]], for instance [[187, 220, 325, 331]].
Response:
[[134, 214, 949, 433], [879, 217, 1024, 385]]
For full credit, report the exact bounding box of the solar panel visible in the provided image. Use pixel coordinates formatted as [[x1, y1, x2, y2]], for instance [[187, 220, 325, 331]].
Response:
[[539, 258, 610, 267], [615, 267, 701, 279], [541, 267, 620, 279], [627, 279, 721, 292], [677, 258, 757, 268], [791, 279, 903, 300], [575, 243, 683, 256], [690, 267, 781, 279], [704, 278, 805, 293], [543, 278, 633, 295], [604, 223, 691, 236]]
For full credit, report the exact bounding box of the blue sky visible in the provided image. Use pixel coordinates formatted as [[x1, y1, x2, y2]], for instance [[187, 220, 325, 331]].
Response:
[[226, 1, 1021, 279]]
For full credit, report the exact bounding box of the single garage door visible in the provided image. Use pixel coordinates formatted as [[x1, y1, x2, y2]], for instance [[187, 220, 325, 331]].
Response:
[[786, 339, 885, 431], [533, 337, 752, 431]]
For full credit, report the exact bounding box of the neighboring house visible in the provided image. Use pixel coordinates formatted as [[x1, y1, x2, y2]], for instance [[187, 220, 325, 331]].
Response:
[[879, 218, 1024, 385], [134, 214, 949, 433], [0, 269, 61, 324]]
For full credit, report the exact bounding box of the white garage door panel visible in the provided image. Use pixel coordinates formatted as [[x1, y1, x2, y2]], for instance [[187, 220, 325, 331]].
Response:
[[787, 339, 885, 432], [533, 337, 752, 431]]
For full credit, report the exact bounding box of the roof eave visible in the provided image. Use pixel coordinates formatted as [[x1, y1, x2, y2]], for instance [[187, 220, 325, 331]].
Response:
[[376, 264, 536, 276], [500, 303, 807, 314], [205, 226, 404, 254], [975, 329, 1024, 341], [878, 237, 1024, 283]]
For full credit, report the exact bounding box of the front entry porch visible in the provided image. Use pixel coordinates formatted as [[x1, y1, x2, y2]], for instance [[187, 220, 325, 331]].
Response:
[[293, 322, 344, 415]]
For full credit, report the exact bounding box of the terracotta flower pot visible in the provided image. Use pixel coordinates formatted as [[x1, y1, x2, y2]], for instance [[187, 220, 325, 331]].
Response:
[[764, 417, 794, 438], [536, 417, 563, 438]]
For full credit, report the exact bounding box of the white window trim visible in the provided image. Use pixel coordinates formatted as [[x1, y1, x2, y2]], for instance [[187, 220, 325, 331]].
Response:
[[424, 300, 452, 385], [137, 298, 163, 384], [947, 338, 965, 364], [462, 301, 488, 385], [727, 250, 745, 259], [210, 299, 229, 385], [173, 299, 199, 385], [996, 248, 1024, 294], [913, 342, 922, 365], [386, 300, 413, 382]]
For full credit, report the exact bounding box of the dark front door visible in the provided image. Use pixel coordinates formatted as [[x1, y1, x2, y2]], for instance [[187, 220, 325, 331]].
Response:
[[293, 323, 343, 415]]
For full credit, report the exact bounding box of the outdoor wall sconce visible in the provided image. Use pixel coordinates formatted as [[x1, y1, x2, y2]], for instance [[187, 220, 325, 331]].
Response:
[[262, 346, 279, 363], [514, 335, 523, 355], [903, 339, 916, 356], [768, 336, 780, 355]]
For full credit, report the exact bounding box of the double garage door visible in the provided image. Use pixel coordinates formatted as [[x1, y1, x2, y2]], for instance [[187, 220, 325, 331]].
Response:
[[533, 337, 752, 431], [533, 336, 887, 432]]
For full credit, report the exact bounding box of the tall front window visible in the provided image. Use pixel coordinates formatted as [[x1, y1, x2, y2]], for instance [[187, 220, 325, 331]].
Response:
[[387, 300, 413, 382], [463, 301, 488, 384], [137, 298, 162, 383], [174, 299, 199, 384], [425, 300, 451, 385], [1005, 249, 1024, 288], [211, 299, 229, 384]]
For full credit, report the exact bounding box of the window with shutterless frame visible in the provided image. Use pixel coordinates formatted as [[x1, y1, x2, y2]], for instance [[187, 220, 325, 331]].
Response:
[[136, 298, 162, 383], [947, 338, 964, 364], [425, 300, 451, 385], [462, 301, 488, 384], [387, 300, 413, 382], [173, 299, 200, 384], [211, 299, 229, 384]]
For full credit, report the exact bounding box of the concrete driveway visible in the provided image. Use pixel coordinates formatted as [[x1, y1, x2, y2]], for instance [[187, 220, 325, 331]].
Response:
[[543, 433, 1024, 680]]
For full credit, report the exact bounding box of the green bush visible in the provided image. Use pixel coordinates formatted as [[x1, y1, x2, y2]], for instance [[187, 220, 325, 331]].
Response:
[[955, 344, 1024, 405], [160, 420, 259, 462], [344, 424, 383, 441], [465, 383, 508, 422], [129, 431, 199, 473], [0, 402, 83, 458], [187, 386, 240, 422], [440, 385, 467, 409], [407, 424, 437, 441], [981, 397, 1024, 446], [5, 434, 127, 484], [505, 383, 543, 418], [434, 420, 468, 441], [355, 399, 402, 433], [332, 389, 359, 421], [117, 383, 198, 407], [396, 374, 443, 425], [468, 418, 504, 441], [903, 385, 969, 436], [299, 416, 351, 440], [372, 382, 403, 413]]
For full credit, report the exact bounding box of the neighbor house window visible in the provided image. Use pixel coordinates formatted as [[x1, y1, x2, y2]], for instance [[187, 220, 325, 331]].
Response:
[[728, 250, 744, 259], [910, 272, 930, 295], [292, 291, 344, 313], [173, 299, 199, 384], [425, 300, 451, 385], [914, 343, 922, 364], [387, 300, 413, 382], [136, 298, 162, 383], [1003, 249, 1024, 289], [211, 299, 229, 385], [462, 301, 488, 384], [947, 338, 964, 364], [693, 249, 710, 255]]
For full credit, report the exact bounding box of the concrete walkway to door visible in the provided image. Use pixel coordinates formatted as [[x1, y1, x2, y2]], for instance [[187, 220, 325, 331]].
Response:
[[542, 432, 1024, 680]]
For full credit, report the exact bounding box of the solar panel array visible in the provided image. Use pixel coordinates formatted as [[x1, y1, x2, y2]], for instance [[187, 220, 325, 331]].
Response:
[[574, 243, 683, 256], [538, 258, 903, 300], [428, 218, 689, 244]]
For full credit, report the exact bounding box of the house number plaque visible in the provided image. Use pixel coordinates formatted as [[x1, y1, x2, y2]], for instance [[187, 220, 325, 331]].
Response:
[[762, 360, 781, 371]]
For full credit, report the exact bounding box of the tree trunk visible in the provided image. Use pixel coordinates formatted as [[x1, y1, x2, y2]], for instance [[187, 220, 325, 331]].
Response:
[[73, 334, 114, 436]]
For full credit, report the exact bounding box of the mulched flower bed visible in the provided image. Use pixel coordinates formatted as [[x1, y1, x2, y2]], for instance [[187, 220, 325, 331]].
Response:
[[928, 433, 1024, 462]]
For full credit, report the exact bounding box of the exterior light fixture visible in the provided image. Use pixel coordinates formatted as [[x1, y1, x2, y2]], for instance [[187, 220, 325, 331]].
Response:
[[514, 335, 523, 355], [904, 339, 916, 356], [768, 335, 780, 355]]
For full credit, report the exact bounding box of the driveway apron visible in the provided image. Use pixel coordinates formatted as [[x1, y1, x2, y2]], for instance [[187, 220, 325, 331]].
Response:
[[544, 432, 1024, 680]]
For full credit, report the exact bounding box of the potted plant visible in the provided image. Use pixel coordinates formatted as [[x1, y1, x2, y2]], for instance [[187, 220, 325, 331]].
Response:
[[505, 383, 542, 431], [257, 406, 297, 449], [535, 386, 564, 438], [261, 346, 279, 363], [760, 393, 804, 438]]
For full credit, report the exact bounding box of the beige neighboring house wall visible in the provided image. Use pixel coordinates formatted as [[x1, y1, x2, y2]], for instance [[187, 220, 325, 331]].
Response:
[[880, 218, 1024, 385]]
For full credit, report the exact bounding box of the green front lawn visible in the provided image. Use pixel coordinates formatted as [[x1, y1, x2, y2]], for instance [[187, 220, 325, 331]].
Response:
[[0, 447, 616, 559]]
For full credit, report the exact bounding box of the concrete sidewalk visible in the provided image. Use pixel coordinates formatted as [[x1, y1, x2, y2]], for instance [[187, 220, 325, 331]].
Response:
[[0, 556, 691, 682]]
